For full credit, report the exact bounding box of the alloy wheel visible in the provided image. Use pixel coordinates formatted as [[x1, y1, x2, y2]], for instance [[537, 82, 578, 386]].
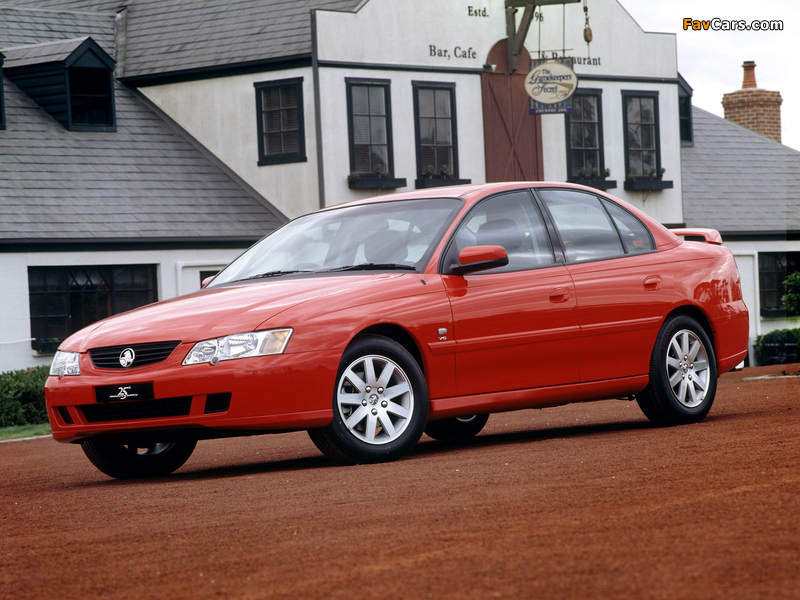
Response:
[[336, 354, 414, 445], [665, 329, 710, 408]]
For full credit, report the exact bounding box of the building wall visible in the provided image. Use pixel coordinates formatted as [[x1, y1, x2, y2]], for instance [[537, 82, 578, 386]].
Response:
[[525, 0, 677, 78], [541, 79, 683, 224], [319, 0, 682, 222], [728, 239, 800, 363], [140, 67, 317, 219], [317, 66, 486, 207], [137, 0, 683, 223], [315, 0, 506, 67], [534, 0, 683, 224], [0, 248, 242, 372]]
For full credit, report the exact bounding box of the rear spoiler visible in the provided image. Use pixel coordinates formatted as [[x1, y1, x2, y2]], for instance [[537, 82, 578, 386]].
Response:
[[669, 228, 722, 245]]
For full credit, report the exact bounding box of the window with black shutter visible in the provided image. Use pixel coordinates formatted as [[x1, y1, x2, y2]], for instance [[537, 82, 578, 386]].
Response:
[[255, 78, 306, 165], [565, 89, 610, 186], [622, 91, 673, 191], [623, 92, 660, 178], [347, 79, 394, 176], [28, 265, 158, 353], [759, 252, 800, 317], [413, 82, 458, 179]]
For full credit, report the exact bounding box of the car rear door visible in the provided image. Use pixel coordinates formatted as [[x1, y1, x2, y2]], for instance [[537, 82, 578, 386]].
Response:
[[535, 188, 673, 383], [441, 189, 580, 396]]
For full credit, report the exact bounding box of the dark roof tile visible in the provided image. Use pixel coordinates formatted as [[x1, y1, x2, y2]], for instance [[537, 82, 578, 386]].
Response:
[[681, 107, 800, 234], [1, 0, 363, 77], [0, 75, 285, 241]]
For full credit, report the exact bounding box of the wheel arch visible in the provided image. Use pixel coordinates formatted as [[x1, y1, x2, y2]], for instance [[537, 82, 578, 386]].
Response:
[[353, 323, 426, 374], [663, 304, 715, 352]]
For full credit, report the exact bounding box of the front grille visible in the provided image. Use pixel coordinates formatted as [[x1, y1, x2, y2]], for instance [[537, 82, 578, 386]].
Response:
[[81, 397, 193, 423], [90, 341, 181, 370]]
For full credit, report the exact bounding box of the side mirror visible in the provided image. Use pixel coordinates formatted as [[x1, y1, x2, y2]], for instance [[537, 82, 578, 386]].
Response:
[[201, 276, 215, 289], [450, 245, 508, 275]]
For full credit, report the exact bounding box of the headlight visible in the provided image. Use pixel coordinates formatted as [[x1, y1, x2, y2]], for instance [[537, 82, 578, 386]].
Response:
[[182, 328, 293, 366], [50, 351, 81, 377]]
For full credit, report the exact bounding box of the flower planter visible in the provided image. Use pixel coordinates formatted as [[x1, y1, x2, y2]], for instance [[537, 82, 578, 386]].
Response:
[[31, 339, 60, 354], [568, 178, 617, 190], [623, 179, 674, 191], [348, 177, 407, 190], [414, 178, 471, 189]]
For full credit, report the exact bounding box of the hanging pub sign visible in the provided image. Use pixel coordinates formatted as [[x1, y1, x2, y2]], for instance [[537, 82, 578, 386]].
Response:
[[527, 58, 578, 115]]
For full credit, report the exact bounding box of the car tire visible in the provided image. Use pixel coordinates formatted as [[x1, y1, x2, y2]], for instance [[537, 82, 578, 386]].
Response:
[[308, 335, 428, 464], [425, 414, 489, 441], [637, 315, 717, 426], [81, 437, 197, 479]]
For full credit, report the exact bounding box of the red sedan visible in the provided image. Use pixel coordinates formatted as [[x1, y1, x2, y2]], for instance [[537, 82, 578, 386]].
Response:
[[45, 182, 749, 478]]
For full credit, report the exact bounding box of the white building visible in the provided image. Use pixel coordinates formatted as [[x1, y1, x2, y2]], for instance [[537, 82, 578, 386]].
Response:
[[0, 13, 285, 372], [13, 0, 792, 371], [133, 0, 685, 226], [682, 105, 800, 363]]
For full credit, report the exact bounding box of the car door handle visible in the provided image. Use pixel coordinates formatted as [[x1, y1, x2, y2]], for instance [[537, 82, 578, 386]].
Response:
[[549, 287, 570, 303], [643, 275, 662, 291]]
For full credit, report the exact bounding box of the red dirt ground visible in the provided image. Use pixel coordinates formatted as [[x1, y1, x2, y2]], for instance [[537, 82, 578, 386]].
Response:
[[1, 364, 798, 600]]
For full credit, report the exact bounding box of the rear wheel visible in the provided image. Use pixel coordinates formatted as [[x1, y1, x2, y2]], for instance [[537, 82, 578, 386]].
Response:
[[308, 335, 428, 464], [637, 315, 717, 426], [81, 437, 197, 479], [425, 414, 489, 441]]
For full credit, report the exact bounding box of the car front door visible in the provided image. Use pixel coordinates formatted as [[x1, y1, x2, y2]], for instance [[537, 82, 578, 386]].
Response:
[[441, 190, 580, 396], [536, 188, 673, 383]]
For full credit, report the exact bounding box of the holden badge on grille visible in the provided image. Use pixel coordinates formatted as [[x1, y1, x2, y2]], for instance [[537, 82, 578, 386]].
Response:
[[118, 348, 136, 368]]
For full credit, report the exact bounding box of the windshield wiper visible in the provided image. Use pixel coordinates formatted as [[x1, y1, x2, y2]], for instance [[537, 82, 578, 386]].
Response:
[[244, 269, 311, 280], [326, 263, 418, 272]]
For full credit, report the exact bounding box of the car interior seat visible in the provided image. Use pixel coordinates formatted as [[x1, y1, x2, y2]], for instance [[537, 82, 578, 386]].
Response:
[[363, 229, 409, 264], [476, 219, 524, 253]]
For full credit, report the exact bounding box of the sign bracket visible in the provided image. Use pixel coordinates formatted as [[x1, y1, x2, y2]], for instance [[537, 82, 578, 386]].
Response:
[[505, 0, 581, 73]]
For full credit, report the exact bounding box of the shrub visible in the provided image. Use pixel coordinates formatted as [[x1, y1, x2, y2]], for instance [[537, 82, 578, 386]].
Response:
[[753, 329, 798, 366], [782, 271, 800, 315], [0, 366, 50, 427]]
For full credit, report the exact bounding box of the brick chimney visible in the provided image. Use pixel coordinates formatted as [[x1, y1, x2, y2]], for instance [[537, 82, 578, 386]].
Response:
[[722, 61, 782, 143]]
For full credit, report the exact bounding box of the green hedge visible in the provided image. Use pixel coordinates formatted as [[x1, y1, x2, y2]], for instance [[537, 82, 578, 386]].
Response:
[[0, 366, 50, 427], [753, 328, 800, 366], [782, 272, 800, 315]]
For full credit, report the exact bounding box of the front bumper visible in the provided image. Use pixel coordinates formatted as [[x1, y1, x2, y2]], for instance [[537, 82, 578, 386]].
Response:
[[45, 343, 339, 443]]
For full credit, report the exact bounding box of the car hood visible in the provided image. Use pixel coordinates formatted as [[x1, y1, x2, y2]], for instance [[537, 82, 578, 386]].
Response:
[[63, 274, 404, 352]]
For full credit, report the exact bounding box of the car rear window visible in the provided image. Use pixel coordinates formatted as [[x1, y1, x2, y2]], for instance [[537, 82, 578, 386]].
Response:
[[600, 198, 654, 254], [538, 189, 625, 263]]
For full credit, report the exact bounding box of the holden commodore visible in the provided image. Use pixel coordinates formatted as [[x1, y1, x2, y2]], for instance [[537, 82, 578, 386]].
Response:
[[45, 182, 749, 478]]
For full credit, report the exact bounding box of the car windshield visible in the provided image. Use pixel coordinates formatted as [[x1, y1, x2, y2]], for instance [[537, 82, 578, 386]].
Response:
[[210, 198, 463, 285]]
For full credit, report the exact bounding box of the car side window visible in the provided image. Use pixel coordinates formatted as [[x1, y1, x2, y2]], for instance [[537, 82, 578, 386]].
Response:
[[600, 199, 654, 254], [452, 191, 554, 273], [538, 190, 625, 263]]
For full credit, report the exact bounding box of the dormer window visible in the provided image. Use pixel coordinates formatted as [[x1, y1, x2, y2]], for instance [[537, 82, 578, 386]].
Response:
[[1, 37, 115, 132], [69, 67, 113, 126], [0, 51, 5, 130]]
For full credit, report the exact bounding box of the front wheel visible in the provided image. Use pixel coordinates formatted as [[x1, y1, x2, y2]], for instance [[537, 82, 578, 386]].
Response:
[[308, 335, 428, 464], [637, 315, 717, 426], [81, 437, 197, 479]]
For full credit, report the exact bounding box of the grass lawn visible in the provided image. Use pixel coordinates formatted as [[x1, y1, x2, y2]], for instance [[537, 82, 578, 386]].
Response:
[[0, 423, 52, 441]]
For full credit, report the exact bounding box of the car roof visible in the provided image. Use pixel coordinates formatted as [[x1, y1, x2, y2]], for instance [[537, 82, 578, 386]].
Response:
[[322, 182, 681, 251]]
